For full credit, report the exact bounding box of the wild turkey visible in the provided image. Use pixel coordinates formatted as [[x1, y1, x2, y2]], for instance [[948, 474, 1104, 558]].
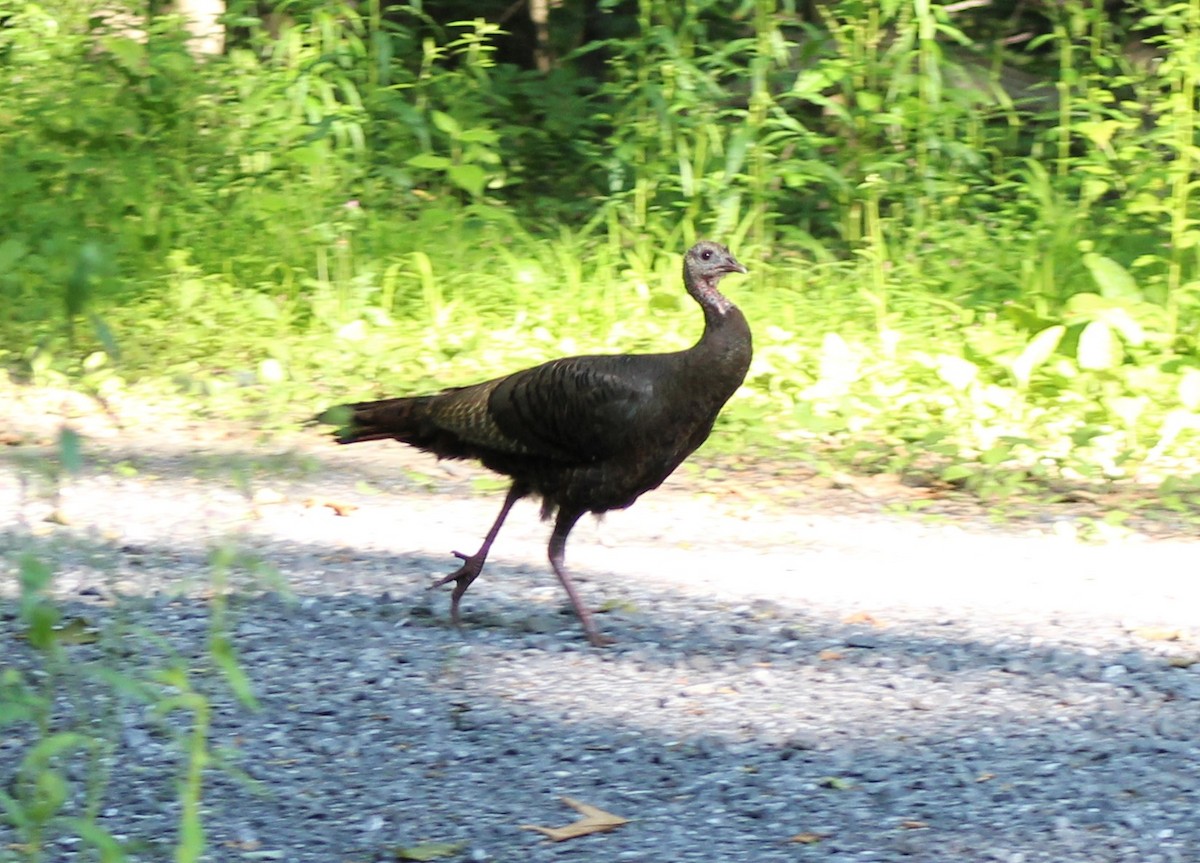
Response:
[[323, 241, 751, 646]]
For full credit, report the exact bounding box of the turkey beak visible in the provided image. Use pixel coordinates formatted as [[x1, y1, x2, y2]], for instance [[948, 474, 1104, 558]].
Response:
[[724, 258, 748, 275]]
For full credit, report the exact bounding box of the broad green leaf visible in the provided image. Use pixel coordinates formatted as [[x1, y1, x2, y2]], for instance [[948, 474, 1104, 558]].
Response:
[[856, 91, 882, 112], [447, 164, 486, 198], [1076, 119, 1122, 149], [935, 354, 978, 391], [1010, 325, 1064, 387], [1065, 293, 1105, 322], [791, 68, 836, 99], [1081, 177, 1110, 201], [406, 153, 452, 170], [54, 617, 98, 645], [23, 604, 59, 650], [459, 127, 499, 145], [1103, 307, 1146, 346], [980, 444, 1011, 466], [1077, 320, 1119, 370], [1070, 425, 1106, 447], [104, 36, 147, 73], [430, 110, 461, 137], [1065, 292, 1158, 342], [1177, 230, 1200, 249], [941, 464, 975, 482], [1082, 253, 1141, 301]]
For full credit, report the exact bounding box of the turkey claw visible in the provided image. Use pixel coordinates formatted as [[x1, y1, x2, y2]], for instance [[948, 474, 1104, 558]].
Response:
[[587, 631, 616, 648], [430, 550, 486, 626]]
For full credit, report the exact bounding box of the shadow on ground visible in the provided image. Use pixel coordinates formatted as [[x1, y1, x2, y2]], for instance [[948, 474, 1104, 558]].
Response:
[[2, 522, 1198, 863]]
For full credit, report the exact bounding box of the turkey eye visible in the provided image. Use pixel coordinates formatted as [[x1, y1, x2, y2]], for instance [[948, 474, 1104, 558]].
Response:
[[701, 251, 711, 260]]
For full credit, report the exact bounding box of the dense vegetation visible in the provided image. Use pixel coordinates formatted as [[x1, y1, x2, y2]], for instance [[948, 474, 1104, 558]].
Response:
[[3, 0, 1200, 510]]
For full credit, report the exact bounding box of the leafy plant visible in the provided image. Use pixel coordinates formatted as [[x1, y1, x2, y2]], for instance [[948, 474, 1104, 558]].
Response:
[[0, 0, 1198, 515], [1, 430, 261, 861]]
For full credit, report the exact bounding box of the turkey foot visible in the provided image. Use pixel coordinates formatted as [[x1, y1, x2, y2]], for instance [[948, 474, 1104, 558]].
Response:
[[581, 625, 614, 648], [428, 484, 524, 627], [429, 550, 485, 626]]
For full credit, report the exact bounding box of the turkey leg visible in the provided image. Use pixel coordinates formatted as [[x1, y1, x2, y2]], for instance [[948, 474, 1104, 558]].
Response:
[[431, 483, 525, 625], [548, 509, 612, 647]]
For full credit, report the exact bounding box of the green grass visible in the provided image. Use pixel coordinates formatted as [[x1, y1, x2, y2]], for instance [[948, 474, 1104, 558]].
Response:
[[12, 222, 1200, 518], [2, 0, 1200, 521]]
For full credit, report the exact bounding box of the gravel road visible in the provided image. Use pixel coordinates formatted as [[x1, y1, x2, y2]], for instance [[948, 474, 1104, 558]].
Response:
[[2, 416, 1200, 863]]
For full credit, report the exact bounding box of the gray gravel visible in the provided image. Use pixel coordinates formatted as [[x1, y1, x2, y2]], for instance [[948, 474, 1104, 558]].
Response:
[[2, 430, 1199, 863]]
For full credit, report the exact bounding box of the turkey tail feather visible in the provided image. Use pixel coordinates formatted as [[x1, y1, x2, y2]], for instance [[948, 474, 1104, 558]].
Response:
[[319, 397, 430, 445]]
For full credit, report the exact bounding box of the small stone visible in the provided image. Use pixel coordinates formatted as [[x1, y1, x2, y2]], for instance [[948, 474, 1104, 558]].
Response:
[[688, 653, 716, 672], [749, 668, 774, 687], [361, 814, 384, 832], [845, 634, 879, 649], [1002, 658, 1031, 675], [780, 732, 823, 752]]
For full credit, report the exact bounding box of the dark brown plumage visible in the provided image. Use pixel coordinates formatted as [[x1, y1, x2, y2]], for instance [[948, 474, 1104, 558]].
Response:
[[324, 241, 752, 645]]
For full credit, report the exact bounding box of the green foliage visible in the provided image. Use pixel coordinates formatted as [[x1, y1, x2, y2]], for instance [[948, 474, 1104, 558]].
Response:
[[0, 429, 260, 862], [2, 550, 259, 862], [0, 0, 1199, 507]]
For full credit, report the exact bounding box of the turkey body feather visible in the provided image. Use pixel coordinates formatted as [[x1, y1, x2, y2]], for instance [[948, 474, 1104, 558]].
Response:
[[323, 241, 751, 646]]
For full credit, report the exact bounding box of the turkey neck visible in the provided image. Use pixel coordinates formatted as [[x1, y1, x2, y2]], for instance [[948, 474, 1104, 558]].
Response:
[[682, 274, 753, 398]]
